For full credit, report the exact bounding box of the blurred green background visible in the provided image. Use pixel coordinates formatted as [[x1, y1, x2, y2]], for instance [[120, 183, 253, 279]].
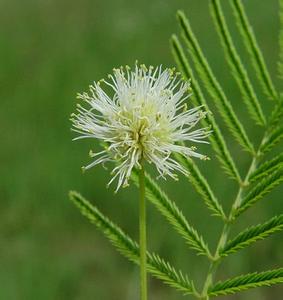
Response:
[[0, 0, 282, 299]]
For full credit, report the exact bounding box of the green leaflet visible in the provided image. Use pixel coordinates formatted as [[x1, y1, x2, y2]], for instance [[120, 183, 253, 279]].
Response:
[[249, 153, 283, 183], [171, 35, 242, 183], [234, 169, 283, 217], [210, 0, 266, 126], [175, 154, 226, 220], [220, 215, 283, 257], [131, 169, 212, 258], [208, 268, 283, 296], [230, 0, 278, 100], [177, 10, 255, 154], [69, 191, 195, 295]]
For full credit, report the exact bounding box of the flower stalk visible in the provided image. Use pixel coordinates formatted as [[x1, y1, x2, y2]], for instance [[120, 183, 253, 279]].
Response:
[[139, 161, 147, 300], [71, 64, 211, 299]]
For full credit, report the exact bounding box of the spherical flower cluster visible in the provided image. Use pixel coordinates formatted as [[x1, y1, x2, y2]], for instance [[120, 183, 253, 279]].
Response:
[[71, 65, 210, 191]]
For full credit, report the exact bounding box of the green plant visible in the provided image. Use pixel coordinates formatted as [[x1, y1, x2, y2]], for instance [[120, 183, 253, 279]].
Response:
[[70, 0, 283, 298]]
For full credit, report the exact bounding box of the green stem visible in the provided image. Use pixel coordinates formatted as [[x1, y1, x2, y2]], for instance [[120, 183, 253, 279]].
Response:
[[139, 163, 147, 300], [201, 224, 230, 298], [200, 134, 268, 299]]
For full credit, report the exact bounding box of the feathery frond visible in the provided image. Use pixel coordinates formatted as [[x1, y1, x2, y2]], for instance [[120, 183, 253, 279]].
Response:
[[210, 0, 266, 126], [249, 153, 283, 183], [171, 35, 242, 183], [177, 10, 255, 153], [234, 169, 283, 217], [131, 169, 212, 258], [175, 154, 226, 220], [208, 268, 283, 296], [148, 253, 197, 296], [220, 215, 283, 256], [230, 0, 278, 100], [69, 191, 195, 295]]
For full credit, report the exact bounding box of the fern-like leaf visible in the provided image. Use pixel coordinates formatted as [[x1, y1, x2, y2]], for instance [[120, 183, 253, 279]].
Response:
[[131, 169, 212, 258], [175, 154, 226, 220], [210, 0, 266, 125], [69, 191, 195, 295], [208, 268, 283, 296], [148, 253, 197, 296], [230, 0, 278, 100], [249, 153, 283, 183], [220, 215, 283, 257], [177, 10, 255, 153], [171, 35, 242, 183], [234, 169, 283, 217]]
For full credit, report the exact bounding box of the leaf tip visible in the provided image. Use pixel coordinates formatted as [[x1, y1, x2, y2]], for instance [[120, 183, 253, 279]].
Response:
[[69, 190, 81, 203]]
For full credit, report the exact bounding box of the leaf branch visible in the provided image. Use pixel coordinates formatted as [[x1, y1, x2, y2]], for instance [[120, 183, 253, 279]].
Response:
[[69, 191, 197, 296], [220, 214, 283, 256], [177, 10, 255, 154], [131, 169, 213, 259], [230, 0, 278, 100], [171, 34, 242, 183], [208, 268, 283, 296], [210, 0, 266, 126]]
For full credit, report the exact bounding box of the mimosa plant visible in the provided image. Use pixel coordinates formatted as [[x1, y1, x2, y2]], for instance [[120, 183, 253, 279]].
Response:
[[70, 0, 283, 299]]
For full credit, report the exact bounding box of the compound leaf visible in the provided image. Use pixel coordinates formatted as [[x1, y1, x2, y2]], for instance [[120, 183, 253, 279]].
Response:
[[209, 268, 283, 296], [69, 191, 195, 295]]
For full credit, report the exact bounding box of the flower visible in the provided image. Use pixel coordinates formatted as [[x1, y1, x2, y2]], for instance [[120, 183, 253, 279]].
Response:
[[71, 64, 210, 191]]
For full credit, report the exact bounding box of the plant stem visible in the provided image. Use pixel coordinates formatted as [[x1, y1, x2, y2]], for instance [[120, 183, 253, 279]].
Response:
[[200, 134, 268, 298], [201, 223, 229, 298], [139, 163, 147, 300]]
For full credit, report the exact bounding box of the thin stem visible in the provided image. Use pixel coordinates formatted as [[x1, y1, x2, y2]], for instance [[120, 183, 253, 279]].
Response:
[[201, 224, 229, 298], [230, 156, 257, 217], [139, 163, 147, 300], [201, 134, 268, 298]]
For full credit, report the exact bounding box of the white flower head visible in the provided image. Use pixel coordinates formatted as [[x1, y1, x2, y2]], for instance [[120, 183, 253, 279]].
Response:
[[71, 64, 211, 191]]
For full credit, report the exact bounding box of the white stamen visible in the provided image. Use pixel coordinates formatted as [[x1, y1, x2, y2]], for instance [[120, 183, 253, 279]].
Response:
[[71, 65, 211, 190]]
